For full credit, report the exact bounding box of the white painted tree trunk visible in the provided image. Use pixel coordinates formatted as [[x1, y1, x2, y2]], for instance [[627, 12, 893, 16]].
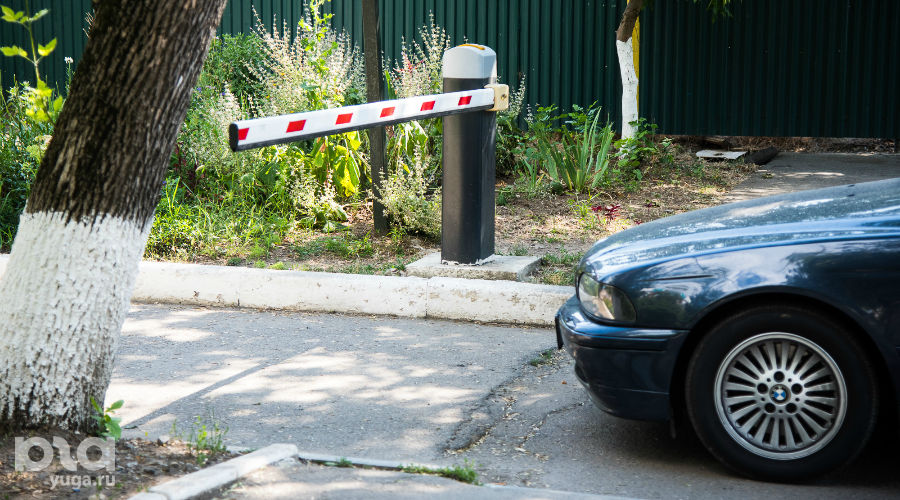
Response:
[[0, 0, 226, 433], [617, 37, 639, 140], [0, 212, 149, 429]]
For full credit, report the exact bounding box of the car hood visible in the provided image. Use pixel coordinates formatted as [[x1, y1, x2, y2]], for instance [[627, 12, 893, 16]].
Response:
[[583, 178, 900, 276]]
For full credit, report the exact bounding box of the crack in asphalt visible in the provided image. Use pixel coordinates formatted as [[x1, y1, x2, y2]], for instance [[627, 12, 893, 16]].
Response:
[[442, 349, 568, 455]]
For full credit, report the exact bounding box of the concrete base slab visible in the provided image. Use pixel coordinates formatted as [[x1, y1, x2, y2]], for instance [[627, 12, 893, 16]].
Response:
[[405, 252, 541, 281], [696, 149, 746, 160]]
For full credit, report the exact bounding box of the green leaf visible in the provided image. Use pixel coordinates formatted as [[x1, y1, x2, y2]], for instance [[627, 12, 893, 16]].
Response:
[[33, 108, 48, 123], [52, 96, 63, 112], [34, 82, 52, 98], [37, 38, 56, 57], [28, 8, 48, 23], [0, 6, 23, 23], [106, 419, 122, 440], [0, 45, 27, 58], [108, 399, 124, 411]]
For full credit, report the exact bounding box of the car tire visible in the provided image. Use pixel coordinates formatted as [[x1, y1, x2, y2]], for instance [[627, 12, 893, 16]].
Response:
[[685, 304, 878, 481]]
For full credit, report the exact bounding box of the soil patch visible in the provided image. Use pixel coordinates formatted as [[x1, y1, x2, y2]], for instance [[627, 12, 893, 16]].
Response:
[[0, 429, 237, 499]]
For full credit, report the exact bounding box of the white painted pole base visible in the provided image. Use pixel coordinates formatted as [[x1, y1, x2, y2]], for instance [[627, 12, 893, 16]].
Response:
[[0, 211, 149, 429]]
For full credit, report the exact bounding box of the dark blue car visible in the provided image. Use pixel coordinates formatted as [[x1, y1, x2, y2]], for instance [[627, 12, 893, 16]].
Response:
[[556, 178, 900, 481]]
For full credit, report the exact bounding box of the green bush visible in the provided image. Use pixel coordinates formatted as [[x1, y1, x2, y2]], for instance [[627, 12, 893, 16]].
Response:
[[383, 17, 451, 179], [199, 33, 268, 104], [527, 104, 616, 193], [613, 118, 674, 187], [0, 3, 63, 250], [1, 84, 55, 249], [249, 0, 364, 115], [379, 151, 441, 240], [495, 75, 527, 178]]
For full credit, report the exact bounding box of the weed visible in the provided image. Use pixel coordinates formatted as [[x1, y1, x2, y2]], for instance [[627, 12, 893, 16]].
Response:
[[570, 197, 601, 231], [254, 260, 266, 268], [539, 249, 584, 287], [248, 244, 268, 259], [613, 119, 673, 188], [510, 245, 528, 257], [512, 150, 546, 196], [496, 186, 513, 206], [90, 397, 124, 441], [321, 233, 375, 258], [269, 261, 287, 270], [531, 104, 616, 193], [542, 249, 582, 267], [401, 461, 479, 485], [542, 270, 574, 286], [183, 413, 229, 465], [591, 203, 622, 227], [379, 150, 441, 239], [529, 348, 556, 367], [226, 257, 244, 266]]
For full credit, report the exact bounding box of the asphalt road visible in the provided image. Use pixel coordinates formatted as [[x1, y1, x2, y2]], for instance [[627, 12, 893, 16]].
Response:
[[110, 304, 554, 462], [456, 350, 900, 499], [111, 304, 900, 499]]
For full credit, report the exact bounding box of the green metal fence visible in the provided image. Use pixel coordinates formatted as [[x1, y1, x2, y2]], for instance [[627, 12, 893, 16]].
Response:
[[2, 0, 896, 138], [641, 0, 899, 138]]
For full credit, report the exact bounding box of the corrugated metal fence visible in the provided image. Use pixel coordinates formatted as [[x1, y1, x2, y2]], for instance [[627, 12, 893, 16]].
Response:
[[1, 0, 896, 138], [641, 0, 899, 138]]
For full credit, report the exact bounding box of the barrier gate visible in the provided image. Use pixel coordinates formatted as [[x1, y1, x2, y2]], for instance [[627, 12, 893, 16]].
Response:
[[228, 44, 508, 265]]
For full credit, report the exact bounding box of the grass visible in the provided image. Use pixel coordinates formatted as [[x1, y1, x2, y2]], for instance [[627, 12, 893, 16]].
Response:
[[317, 457, 480, 485], [401, 462, 480, 485], [529, 348, 556, 367], [324, 457, 354, 468], [169, 412, 229, 466]]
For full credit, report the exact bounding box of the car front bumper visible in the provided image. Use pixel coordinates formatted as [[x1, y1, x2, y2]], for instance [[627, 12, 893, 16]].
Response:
[[556, 296, 688, 421]]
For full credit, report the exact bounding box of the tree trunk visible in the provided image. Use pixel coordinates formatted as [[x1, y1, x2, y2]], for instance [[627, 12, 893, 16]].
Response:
[[616, 0, 643, 139], [362, 0, 388, 235], [0, 0, 227, 433]]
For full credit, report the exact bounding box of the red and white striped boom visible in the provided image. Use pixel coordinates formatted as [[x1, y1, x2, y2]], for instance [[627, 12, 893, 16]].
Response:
[[229, 87, 497, 152]]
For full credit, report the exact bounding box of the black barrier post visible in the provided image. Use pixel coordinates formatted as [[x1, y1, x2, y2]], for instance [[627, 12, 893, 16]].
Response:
[[441, 45, 498, 265]]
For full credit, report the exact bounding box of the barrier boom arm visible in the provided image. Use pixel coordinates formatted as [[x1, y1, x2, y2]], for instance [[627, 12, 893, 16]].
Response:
[[229, 86, 506, 152]]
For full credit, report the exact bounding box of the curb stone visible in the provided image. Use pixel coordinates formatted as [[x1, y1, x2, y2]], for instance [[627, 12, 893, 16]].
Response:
[[127, 443, 298, 500], [295, 450, 443, 470], [214, 450, 640, 500], [0, 256, 573, 326]]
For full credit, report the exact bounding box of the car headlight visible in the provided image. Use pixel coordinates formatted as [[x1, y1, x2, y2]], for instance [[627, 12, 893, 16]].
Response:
[[577, 273, 636, 323]]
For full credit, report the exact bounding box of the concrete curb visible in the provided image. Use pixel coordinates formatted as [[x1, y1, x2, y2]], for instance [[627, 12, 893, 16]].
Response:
[[214, 450, 636, 500], [127, 443, 299, 500], [0, 256, 572, 326], [294, 450, 443, 470]]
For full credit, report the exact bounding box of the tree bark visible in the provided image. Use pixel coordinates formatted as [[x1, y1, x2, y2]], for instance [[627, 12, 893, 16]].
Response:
[[0, 0, 227, 433], [616, 0, 644, 43], [616, 0, 643, 139]]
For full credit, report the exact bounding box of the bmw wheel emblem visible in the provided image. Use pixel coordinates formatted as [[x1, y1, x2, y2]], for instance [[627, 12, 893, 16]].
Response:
[[771, 385, 789, 403]]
